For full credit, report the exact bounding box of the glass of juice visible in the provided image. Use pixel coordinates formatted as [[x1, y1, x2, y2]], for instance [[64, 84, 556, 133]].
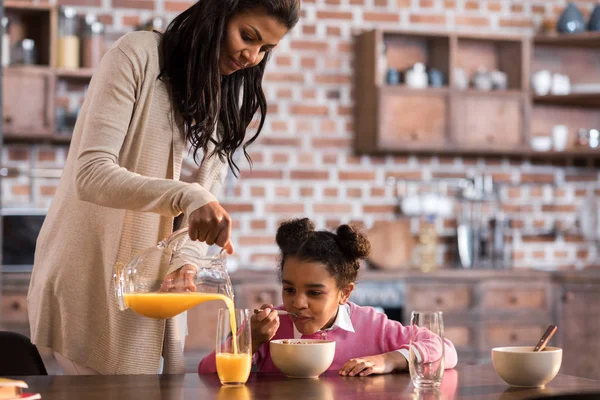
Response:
[[216, 308, 252, 385]]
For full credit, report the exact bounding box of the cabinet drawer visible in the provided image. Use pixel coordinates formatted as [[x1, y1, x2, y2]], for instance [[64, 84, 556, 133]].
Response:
[[482, 287, 547, 310], [1, 294, 29, 324], [407, 285, 472, 312], [484, 324, 545, 348], [444, 325, 472, 349], [185, 300, 222, 352]]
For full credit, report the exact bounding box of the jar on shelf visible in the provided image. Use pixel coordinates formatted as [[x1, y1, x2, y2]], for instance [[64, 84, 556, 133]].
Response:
[[58, 6, 80, 68], [81, 13, 104, 69]]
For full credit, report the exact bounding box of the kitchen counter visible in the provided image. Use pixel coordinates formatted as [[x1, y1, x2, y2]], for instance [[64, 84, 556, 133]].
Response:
[[13, 364, 600, 399]]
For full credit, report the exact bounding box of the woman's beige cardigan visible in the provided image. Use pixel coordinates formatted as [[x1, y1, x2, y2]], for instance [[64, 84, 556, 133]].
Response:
[[27, 31, 227, 374]]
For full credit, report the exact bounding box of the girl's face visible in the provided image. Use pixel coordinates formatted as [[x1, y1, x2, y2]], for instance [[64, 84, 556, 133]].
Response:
[[220, 9, 288, 75], [281, 256, 354, 335]]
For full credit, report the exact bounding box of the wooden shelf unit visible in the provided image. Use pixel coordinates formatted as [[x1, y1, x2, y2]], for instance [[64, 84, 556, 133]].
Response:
[[354, 29, 600, 158], [3, 133, 72, 144]]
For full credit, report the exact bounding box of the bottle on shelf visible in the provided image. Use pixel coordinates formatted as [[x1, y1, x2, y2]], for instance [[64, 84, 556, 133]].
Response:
[[1, 17, 10, 67], [418, 214, 438, 273], [81, 13, 104, 69], [58, 6, 80, 69]]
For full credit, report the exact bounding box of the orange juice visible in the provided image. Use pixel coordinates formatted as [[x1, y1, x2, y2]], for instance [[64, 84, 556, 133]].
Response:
[[124, 292, 238, 353], [216, 353, 252, 384]]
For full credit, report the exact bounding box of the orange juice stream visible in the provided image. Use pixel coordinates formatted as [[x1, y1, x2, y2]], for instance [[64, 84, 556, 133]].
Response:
[[124, 292, 238, 353]]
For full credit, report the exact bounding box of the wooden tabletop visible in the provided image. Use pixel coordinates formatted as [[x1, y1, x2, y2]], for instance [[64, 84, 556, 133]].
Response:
[[15, 364, 600, 400]]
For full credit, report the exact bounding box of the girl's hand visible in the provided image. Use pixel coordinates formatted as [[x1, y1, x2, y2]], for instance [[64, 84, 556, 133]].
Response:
[[188, 201, 235, 254], [339, 352, 407, 377], [251, 304, 280, 353]]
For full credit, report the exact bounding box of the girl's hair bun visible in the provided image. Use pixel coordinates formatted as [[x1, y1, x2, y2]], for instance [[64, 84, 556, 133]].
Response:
[[335, 224, 371, 261], [275, 218, 315, 253]]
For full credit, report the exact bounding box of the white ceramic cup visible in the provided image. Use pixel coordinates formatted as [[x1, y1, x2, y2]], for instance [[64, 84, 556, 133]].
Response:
[[552, 125, 569, 151]]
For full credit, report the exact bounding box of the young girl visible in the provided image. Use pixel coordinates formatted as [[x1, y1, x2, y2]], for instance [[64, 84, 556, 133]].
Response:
[[199, 218, 458, 376]]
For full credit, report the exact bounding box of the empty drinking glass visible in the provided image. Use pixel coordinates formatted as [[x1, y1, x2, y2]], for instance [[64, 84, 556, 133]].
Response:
[[409, 311, 445, 388], [216, 308, 252, 385]]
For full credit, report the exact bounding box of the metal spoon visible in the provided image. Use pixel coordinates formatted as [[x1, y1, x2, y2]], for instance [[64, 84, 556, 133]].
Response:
[[253, 309, 299, 318]]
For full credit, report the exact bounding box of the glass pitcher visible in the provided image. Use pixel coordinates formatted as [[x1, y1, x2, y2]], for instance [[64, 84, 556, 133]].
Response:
[[113, 227, 234, 319]]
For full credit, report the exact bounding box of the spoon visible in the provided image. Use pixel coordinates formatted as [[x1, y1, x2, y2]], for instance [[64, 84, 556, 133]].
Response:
[[253, 309, 299, 318], [534, 325, 558, 352]]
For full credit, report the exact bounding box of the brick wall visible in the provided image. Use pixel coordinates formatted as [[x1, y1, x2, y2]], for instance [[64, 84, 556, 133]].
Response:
[[3, 0, 600, 270]]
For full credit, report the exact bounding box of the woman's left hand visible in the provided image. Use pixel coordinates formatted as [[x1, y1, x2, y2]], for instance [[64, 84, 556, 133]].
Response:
[[339, 352, 407, 377]]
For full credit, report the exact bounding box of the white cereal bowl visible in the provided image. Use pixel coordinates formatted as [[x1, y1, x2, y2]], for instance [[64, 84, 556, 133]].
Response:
[[270, 339, 336, 378], [492, 346, 562, 388]]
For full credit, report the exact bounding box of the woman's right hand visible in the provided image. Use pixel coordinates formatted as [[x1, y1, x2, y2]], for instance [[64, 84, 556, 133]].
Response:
[[251, 304, 280, 353], [188, 201, 234, 254]]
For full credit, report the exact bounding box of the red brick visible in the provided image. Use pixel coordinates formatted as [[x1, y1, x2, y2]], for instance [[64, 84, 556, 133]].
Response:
[[347, 188, 363, 198], [314, 204, 353, 213], [290, 170, 329, 180], [302, 25, 317, 35], [541, 205, 577, 212], [301, 57, 317, 69], [511, 4, 524, 13], [530, 187, 543, 197], [8, 147, 29, 161], [297, 153, 314, 165], [319, 120, 337, 134], [532, 5, 545, 14], [499, 18, 535, 28], [247, 152, 264, 163], [532, 251, 547, 259], [322, 154, 338, 165], [565, 172, 597, 182], [533, 219, 546, 228], [275, 56, 293, 67], [554, 188, 566, 198], [315, 74, 351, 84], [97, 14, 114, 25], [370, 188, 386, 197], [323, 188, 339, 197], [444, 218, 457, 229], [487, 1, 502, 12], [565, 235, 586, 243], [38, 149, 56, 162], [112, 0, 154, 9], [374, 0, 389, 6], [513, 251, 525, 261], [363, 205, 397, 213], [325, 0, 341, 4], [221, 203, 254, 213], [327, 26, 342, 36], [265, 73, 304, 83], [338, 42, 353, 53], [12, 185, 30, 196], [316, 11, 352, 20], [521, 174, 555, 184], [455, 16, 489, 26], [260, 137, 301, 147], [240, 170, 283, 179], [444, 0, 456, 8], [239, 236, 276, 246], [122, 15, 140, 27], [346, 155, 362, 165], [300, 187, 314, 197], [350, 0, 366, 4], [251, 220, 267, 230], [250, 253, 279, 265], [289, 41, 329, 52], [464, 1, 478, 10], [59, 0, 101, 5], [338, 171, 376, 181], [164, 1, 192, 12], [554, 250, 568, 259], [289, 105, 329, 116], [40, 186, 57, 196], [272, 153, 290, 163], [275, 187, 291, 197], [386, 171, 423, 180], [312, 138, 352, 148], [576, 249, 589, 259], [432, 172, 466, 179], [276, 88, 293, 99], [409, 14, 446, 24], [270, 120, 288, 131], [303, 89, 317, 99], [264, 204, 305, 213], [251, 186, 265, 197], [507, 187, 521, 198], [420, 0, 434, 7], [364, 12, 400, 22]]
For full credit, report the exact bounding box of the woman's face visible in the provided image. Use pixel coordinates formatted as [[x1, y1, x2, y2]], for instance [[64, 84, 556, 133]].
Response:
[[281, 257, 354, 335], [220, 9, 288, 75]]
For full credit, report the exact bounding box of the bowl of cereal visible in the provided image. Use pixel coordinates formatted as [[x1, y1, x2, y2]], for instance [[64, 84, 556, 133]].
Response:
[[270, 339, 336, 378]]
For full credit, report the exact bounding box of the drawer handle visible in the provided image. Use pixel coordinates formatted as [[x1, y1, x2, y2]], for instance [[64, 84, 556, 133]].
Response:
[[11, 301, 21, 311], [509, 295, 518, 305], [435, 297, 444, 306], [510, 333, 518, 342], [562, 292, 574, 303]]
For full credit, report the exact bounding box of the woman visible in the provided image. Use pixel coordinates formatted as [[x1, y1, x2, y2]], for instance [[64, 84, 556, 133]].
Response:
[[27, 0, 300, 375]]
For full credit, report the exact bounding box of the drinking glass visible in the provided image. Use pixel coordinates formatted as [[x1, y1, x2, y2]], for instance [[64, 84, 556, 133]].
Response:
[[216, 308, 252, 385], [409, 311, 445, 388]]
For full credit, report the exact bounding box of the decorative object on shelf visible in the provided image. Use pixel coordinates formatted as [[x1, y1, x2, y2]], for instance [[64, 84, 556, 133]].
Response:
[[551, 73, 571, 95], [577, 128, 590, 147], [588, 4, 600, 31], [58, 6, 80, 68], [12, 38, 36, 65], [589, 129, 600, 148], [453, 67, 468, 90], [81, 13, 104, 69], [551, 124, 569, 151], [472, 67, 492, 91], [377, 42, 387, 86], [428, 68, 445, 88], [532, 70, 552, 96], [404, 62, 428, 89], [530, 136, 552, 152], [1, 17, 10, 67], [490, 70, 507, 90], [556, 2, 586, 34], [386, 68, 400, 85]]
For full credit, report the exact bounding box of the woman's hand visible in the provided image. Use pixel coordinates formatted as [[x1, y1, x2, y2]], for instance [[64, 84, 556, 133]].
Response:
[[251, 304, 280, 353], [188, 201, 234, 254], [339, 351, 408, 377], [160, 264, 197, 292]]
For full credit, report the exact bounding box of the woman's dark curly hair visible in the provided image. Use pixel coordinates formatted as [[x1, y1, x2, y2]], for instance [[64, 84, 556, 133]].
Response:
[[159, 0, 301, 176], [276, 218, 371, 288]]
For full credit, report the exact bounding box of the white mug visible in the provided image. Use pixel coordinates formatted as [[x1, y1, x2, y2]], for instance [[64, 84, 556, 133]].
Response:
[[552, 125, 569, 151], [532, 70, 552, 96]]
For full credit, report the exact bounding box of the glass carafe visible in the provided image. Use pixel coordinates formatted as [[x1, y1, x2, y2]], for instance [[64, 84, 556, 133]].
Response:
[[113, 227, 234, 319]]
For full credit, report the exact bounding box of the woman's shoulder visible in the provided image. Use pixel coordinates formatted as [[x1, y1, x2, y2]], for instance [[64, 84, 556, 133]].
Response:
[[110, 31, 161, 64]]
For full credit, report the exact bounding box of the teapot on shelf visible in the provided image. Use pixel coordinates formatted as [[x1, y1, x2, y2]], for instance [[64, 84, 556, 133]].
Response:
[[113, 227, 234, 319]]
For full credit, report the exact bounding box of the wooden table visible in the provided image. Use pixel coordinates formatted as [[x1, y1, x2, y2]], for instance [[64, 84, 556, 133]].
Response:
[[15, 365, 600, 399]]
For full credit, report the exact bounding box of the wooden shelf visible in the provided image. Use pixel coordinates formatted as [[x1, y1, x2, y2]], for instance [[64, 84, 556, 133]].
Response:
[[3, 133, 72, 144], [456, 89, 524, 98], [55, 68, 95, 79], [534, 32, 600, 48], [533, 93, 600, 108], [379, 86, 450, 95], [4, 1, 53, 11]]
